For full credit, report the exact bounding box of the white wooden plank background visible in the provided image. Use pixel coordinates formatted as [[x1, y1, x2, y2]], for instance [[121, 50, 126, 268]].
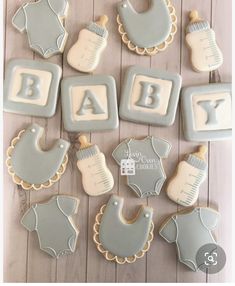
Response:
[[3, 0, 232, 282]]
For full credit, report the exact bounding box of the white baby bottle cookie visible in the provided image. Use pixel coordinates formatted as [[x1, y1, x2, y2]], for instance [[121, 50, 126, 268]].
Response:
[[67, 15, 109, 73], [186, 10, 223, 72], [166, 145, 207, 207], [76, 135, 114, 196]]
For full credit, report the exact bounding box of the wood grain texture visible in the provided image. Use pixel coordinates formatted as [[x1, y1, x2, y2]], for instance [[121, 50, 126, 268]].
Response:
[[3, 0, 232, 282]]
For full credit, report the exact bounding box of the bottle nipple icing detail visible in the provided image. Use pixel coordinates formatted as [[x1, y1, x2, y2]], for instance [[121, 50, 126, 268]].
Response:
[[186, 10, 223, 72], [166, 145, 208, 207], [76, 135, 114, 196]]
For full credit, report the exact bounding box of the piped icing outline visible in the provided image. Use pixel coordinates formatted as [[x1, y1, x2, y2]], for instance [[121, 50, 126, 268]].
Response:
[[6, 129, 68, 191], [93, 204, 154, 264], [117, 0, 177, 56]]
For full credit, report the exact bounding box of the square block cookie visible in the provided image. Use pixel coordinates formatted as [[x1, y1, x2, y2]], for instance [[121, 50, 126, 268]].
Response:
[[119, 66, 182, 126], [181, 83, 232, 141], [61, 75, 119, 132], [4, 59, 62, 117]]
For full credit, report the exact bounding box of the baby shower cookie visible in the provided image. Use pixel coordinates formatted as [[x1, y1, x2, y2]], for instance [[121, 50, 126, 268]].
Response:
[[181, 83, 232, 141], [117, 0, 177, 55], [4, 59, 62, 117], [119, 66, 182, 126], [186, 10, 223, 72], [6, 123, 70, 190], [93, 195, 154, 264], [159, 207, 220, 271], [61, 75, 119, 132], [76, 135, 114, 196], [67, 15, 109, 73], [12, 0, 69, 58], [112, 136, 171, 198], [167, 146, 207, 207], [21, 195, 79, 258]]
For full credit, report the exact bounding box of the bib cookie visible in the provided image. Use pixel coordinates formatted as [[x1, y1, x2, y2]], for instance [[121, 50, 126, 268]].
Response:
[[93, 195, 154, 264], [159, 207, 220, 271], [21, 195, 79, 258], [67, 15, 109, 73], [117, 0, 177, 55], [112, 136, 171, 197], [76, 135, 114, 196], [167, 146, 207, 207], [186, 10, 223, 72], [6, 123, 70, 190], [12, 0, 69, 58]]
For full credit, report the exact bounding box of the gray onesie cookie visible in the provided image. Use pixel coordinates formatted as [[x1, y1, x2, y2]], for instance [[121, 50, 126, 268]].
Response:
[[159, 207, 220, 271], [21, 195, 79, 258], [12, 0, 69, 58], [93, 195, 154, 264], [112, 136, 171, 197]]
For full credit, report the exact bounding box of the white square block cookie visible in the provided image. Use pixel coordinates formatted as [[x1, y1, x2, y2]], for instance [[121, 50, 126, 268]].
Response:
[[61, 75, 119, 132], [4, 59, 62, 117], [181, 83, 232, 141], [119, 66, 182, 126]]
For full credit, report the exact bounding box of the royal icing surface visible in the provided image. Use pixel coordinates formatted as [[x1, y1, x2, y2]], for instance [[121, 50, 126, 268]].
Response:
[[6, 123, 70, 190], [67, 16, 109, 73], [117, 0, 177, 55], [4, 59, 62, 117], [112, 136, 171, 198], [159, 207, 220, 271], [120, 66, 182, 126], [181, 83, 232, 141], [61, 75, 119, 132], [12, 0, 69, 58], [93, 195, 154, 263], [21, 195, 79, 258], [76, 135, 114, 196]]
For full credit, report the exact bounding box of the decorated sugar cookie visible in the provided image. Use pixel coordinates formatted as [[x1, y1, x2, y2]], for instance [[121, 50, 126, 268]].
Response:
[[186, 10, 223, 72], [67, 15, 109, 73], [117, 0, 177, 55], [21, 195, 79, 258], [76, 135, 114, 196], [159, 207, 220, 271], [112, 136, 171, 197], [6, 124, 70, 190], [167, 146, 207, 207], [93, 195, 154, 264], [12, 0, 69, 58]]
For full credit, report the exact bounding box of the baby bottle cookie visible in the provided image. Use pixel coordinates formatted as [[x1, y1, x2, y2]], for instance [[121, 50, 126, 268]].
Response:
[[186, 10, 223, 72], [6, 123, 70, 190], [167, 146, 207, 207], [67, 15, 109, 73], [76, 135, 114, 196]]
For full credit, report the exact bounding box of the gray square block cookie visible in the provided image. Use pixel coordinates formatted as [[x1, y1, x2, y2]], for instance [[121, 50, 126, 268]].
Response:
[[4, 59, 62, 117], [181, 83, 232, 141], [119, 66, 182, 126], [61, 75, 119, 132]]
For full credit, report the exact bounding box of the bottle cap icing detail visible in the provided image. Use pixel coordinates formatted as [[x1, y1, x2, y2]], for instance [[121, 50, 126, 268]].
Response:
[[185, 10, 223, 72], [166, 146, 207, 207], [159, 207, 220, 271], [117, 0, 177, 55], [93, 195, 154, 264], [6, 123, 70, 190], [12, 0, 69, 58], [21, 195, 79, 258], [67, 15, 109, 72], [76, 135, 114, 196]]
